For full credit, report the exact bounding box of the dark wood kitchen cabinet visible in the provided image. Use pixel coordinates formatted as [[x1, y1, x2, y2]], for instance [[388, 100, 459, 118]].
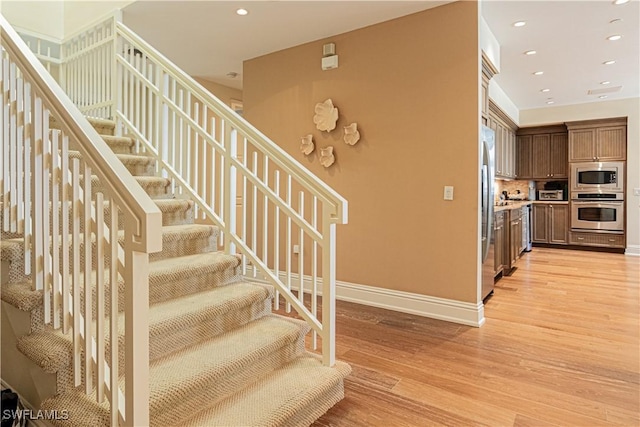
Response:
[[532, 203, 568, 245], [489, 101, 517, 179], [516, 135, 533, 179], [566, 118, 627, 162], [509, 208, 523, 266], [516, 125, 568, 180], [494, 211, 506, 276]]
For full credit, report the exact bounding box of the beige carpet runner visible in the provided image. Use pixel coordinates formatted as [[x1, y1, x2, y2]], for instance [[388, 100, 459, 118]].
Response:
[[0, 117, 349, 426]]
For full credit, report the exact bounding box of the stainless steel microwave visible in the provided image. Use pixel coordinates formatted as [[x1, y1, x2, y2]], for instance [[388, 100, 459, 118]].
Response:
[[570, 162, 624, 193]]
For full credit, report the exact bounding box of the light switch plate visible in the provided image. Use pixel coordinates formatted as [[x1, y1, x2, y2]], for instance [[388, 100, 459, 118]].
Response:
[[634, 188, 640, 197], [444, 186, 454, 201]]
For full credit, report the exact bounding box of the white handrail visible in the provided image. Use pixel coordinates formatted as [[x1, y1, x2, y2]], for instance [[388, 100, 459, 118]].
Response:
[[114, 22, 348, 224], [110, 20, 347, 367], [2, 13, 161, 427]]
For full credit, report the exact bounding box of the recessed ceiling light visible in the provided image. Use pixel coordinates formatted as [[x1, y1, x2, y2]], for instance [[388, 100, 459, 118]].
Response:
[[613, 0, 629, 5], [236, 8, 249, 16], [607, 34, 622, 41], [540, 88, 550, 93], [524, 50, 537, 55], [603, 60, 616, 65], [533, 71, 544, 75], [599, 95, 608, 99], [546, 100, 555, 105], [513, 21, 526, 27], [600, 81, 611, 85]]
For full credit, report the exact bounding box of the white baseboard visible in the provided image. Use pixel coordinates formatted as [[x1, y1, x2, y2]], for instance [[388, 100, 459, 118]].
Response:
[[336, 280, 485, 327], [245, 268, 485, 327], [625, 245, 640, 256]]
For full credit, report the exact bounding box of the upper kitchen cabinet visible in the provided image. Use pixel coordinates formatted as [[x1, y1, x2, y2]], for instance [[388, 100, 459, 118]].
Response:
[[488, 100, 517, 179], [516, 125, 568, 180], [481, 53, 498, 124], [566, 117, 627, 162]]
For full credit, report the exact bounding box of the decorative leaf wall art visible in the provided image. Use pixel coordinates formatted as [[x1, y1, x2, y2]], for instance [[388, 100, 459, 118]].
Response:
[[300, 134, 315, 155], [343, 122, 360, 146], [319, 146, 335, 168], [313, 99, 339, 132]]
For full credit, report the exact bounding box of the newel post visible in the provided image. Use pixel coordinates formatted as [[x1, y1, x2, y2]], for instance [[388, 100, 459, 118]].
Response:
[[223, 123, 237, 255], [321, 209, 337, 367], [123, 233, 150, 427]]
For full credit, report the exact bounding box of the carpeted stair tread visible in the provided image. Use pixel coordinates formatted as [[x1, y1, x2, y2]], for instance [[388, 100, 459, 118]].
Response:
[[99, 135, 135, 154], [153, 199, 194, 226], [0, 238, 22, 258], [146, 282, 272, 335], [131, 224, 218, 260], [112, 153, 156, 176], [182, 356, 351, 427], [114, 281, 275, 364], [17, 328, 73, 373], [85, 117, 115, 136], [147, 251, 241, 302], [90, 175, 171, 199], [1, 281, 42, 311], [40, 390, 109, 426], [149, 251, 238, 283], [68, 150, 156, 176], [89, 251, 240, 312], [1, 238, 27, 283], [148, 314, 310, 425]]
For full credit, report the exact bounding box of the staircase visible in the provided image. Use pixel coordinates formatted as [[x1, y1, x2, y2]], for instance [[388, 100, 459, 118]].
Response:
[[1, 11, 349, 427], [1, 117, 350, 426]]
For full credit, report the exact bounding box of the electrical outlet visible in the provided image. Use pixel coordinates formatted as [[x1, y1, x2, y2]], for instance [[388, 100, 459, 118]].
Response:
[[444, 186, 454, 201], [634, 188, 640, 197], [293, 244, 300, 254]]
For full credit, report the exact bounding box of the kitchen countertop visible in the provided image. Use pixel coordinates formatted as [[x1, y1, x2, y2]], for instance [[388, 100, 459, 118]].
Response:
[[532, 200, 569, 204], [494, 200, 533, 212], [495, 200, 571, 212]]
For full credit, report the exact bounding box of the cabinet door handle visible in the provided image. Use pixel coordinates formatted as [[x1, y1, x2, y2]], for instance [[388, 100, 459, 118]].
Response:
[[577, 237, 585, 240], [608, 239, 616, 242]]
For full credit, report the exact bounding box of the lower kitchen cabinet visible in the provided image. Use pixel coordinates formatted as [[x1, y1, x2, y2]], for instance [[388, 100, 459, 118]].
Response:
[[532, 203, 569, 245], [495, 205, 531, 278], [569, 231, 625, 249], [494, 211, 506, 276], [509, 208, 523, 267]]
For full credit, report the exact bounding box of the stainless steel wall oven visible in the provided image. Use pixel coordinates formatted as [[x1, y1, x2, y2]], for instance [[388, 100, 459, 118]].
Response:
[[571, 192, 624, 232]]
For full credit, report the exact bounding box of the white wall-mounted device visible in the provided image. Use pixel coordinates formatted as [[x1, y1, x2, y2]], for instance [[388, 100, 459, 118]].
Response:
[[323, 43, 336, 57], [322, 55, 338, 70]]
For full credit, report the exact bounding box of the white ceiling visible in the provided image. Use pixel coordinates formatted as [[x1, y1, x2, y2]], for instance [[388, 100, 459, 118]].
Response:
[[122, 0, 640, 111], [482, 0, 639, 110]]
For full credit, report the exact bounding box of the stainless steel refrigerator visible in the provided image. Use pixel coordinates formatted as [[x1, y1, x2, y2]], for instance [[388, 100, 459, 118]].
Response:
[[481, 125, 495, 300]]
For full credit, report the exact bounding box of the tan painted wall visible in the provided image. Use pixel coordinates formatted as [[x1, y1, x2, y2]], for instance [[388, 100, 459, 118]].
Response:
[[243, 2, 480, 303], [194, 77, 243, 108]]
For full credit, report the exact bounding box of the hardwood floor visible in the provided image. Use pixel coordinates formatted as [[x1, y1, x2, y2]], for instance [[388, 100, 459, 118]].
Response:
[[310, 248, 640, 426]]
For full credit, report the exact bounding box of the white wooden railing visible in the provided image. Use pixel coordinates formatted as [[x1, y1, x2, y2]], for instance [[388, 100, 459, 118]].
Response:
[[1, 14, 162, 427], [60, 13, 348, 367]]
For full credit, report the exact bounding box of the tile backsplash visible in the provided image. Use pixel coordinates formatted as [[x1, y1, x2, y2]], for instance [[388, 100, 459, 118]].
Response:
[[495, 179, 534, 202]]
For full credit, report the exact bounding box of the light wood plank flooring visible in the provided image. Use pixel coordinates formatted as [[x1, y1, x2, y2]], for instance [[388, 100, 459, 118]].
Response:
[[310, 248, 640, 426]]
